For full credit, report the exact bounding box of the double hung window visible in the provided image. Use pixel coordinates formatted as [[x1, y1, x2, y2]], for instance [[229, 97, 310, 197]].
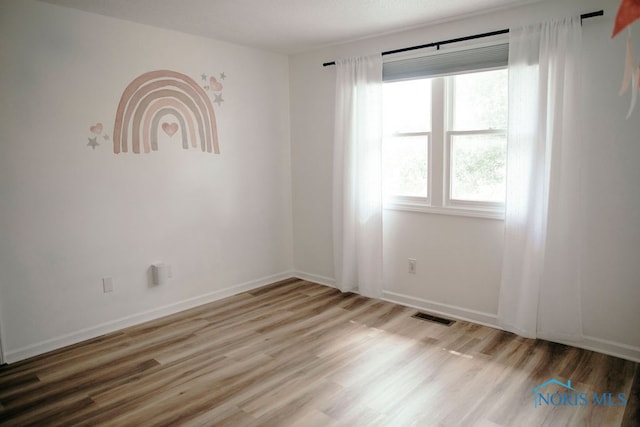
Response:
[[382, 43, 508, 218]]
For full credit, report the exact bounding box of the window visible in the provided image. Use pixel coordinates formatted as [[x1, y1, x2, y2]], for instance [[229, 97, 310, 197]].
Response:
[[383, 79, 431, 199], [447, 69, 507, 206], [383, 44, 508, 219]]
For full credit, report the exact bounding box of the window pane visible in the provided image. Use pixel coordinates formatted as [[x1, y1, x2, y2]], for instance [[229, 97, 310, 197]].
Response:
[[450, 134, 506, 202], [383, 79, 431, 134], [384, 135, 428, 198], [451, 69, 507, 131]]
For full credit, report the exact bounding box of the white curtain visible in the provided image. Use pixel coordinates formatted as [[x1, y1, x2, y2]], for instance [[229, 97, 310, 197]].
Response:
[[333, 54, 383, 298], [498, 16, 584, 340]]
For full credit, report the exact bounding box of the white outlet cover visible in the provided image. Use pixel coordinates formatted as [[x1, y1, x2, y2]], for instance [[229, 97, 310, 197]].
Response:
[[102, 277, 114, 293]]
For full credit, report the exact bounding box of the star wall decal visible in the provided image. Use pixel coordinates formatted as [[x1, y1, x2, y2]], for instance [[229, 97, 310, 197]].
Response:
[[214, 93, 224, 106], [201, 73, 207, 81], [87, 136, 99, 149], [103, 134, 110, 140], [220, 72, 227, 80]]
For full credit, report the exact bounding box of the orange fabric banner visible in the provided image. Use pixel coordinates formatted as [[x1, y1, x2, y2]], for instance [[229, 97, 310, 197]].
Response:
[[612, 0, 640, 38]]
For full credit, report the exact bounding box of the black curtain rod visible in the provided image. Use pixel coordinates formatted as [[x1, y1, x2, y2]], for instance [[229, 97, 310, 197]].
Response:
[[322, 10, 603, 67]]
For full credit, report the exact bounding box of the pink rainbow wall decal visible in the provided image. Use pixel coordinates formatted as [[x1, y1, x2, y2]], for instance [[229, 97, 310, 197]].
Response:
[[113, 70, 220, 154]]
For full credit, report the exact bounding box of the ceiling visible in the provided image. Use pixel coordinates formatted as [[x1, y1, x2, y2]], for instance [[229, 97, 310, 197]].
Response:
[[40, 0, 545, 54]]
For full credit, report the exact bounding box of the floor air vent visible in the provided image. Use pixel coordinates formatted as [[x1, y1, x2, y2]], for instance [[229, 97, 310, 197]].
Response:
[[412, 312, 455, 326]]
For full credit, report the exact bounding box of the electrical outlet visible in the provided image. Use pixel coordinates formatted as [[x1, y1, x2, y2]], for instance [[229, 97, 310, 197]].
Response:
[[408, 258, 417, 274], [102, 277, 114, 293]]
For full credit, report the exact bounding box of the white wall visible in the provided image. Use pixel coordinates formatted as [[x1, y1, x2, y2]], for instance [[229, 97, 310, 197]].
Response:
[[1, 0, 638, 365], [290, 0, 640, 361], [0, 0, 293, 362]]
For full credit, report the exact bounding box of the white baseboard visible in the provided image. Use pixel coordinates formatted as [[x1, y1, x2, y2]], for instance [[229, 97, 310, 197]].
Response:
[[383, 289, 640, 363], [293, 271, 336, 288], [4, 271, 296, 364], [382, 290, 499, 329], [6, 272, 639, 365], [537, 333, 640, 364], [292, 273, 498, 328], [291, 272, 498, 328]]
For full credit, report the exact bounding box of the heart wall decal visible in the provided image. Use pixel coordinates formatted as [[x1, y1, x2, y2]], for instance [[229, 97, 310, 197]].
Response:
[[161, 122, 179, 137], [90, 123, 103, 134], [209, 77, 223, 91]]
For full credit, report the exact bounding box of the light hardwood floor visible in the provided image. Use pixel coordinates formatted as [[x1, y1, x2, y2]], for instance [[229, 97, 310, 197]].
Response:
[[0, 278, 638, 426]]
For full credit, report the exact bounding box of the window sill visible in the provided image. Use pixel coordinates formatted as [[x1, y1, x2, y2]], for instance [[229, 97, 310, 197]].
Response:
[[384, 200, 504, 220]]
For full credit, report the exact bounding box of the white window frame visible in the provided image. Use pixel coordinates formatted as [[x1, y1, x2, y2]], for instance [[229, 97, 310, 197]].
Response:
[[384, 130, 432, 206], [383, 47, 507, 220], [444, 129, 507, 211]]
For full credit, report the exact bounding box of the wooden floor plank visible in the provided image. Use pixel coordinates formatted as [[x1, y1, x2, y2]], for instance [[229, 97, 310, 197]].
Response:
[[0, 278, 636, 426], [622, 364, 640, 427]]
